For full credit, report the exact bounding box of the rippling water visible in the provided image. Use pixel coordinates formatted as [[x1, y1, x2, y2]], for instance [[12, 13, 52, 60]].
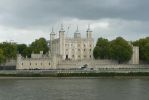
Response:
[[0, 78, 149, 100]]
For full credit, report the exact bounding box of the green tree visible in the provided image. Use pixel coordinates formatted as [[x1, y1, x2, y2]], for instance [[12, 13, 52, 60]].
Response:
[[133, 37, 149, 63], [0, 49, 5, 64], [23, 47, 32, 58], [0, 42, 17, 59], [110, 37, 133, 63], [93, 46, 100, 59], [93, 37, 110, 59], [30, 38, 49, 54], [143, 43, 149, 62], [17, 44, 27, 57]]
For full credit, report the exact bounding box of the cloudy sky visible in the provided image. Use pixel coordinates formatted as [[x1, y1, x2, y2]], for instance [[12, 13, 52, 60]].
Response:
[[0, 0, 149, 44]]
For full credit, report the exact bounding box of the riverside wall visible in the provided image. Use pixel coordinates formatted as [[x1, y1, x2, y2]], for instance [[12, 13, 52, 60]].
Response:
[[0, 64, 149, 76]]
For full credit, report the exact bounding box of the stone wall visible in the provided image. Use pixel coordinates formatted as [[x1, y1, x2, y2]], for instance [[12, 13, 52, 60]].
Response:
[[0, 59, 16, 66], [16, 58, 52, 69], [57, 59, 118, 69]]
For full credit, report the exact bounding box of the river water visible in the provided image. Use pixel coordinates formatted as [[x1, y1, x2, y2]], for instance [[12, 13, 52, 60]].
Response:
[[0, 78, 149, 100]]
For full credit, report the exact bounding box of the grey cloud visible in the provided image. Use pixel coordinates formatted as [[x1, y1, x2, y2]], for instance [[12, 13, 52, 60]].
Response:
[[0, 0, 149, 28], [0, 0, 148, 44]]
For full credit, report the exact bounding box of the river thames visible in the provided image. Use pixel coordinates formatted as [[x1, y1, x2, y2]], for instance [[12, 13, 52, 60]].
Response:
[[0, 78, 149, 100]]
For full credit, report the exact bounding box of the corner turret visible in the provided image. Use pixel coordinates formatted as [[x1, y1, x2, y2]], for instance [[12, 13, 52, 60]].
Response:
[[74, 26, 81, 39], [50, 27, 56, 41], [86, 25, 92, 39]]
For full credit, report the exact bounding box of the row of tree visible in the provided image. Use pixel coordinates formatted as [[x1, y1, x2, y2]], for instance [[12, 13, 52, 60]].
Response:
[[17, 38, 49, 58], [0, 36, 148, 64], [93, 37, 133, 63], [93, 37, 149, 64], [0, 38, 49, 64]]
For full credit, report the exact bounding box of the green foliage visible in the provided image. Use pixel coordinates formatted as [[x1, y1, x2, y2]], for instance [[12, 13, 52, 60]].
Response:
[[0, 49, 6, 64], [93, 46, 100, 59], [23, 47, 32, 58], [133, 37, 149, 63], [30, 38, 49, 54], [17, 44, 27, 57], [0, 42, 17, 60], [0, 37, 49, 62], [93, 37, 133, 63], [93, 37, 110, 59], [16, 38, 49, 58], [110, 37, 133, 63]]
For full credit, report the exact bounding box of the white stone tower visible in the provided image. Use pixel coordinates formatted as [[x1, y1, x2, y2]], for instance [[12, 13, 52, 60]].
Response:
[[86, 25, 94, 60], [59, 24, 65, 59], [50, 27, 55, 55]]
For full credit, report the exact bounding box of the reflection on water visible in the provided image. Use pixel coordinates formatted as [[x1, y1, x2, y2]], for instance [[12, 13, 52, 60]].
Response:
[[0, 78, 149, 100]]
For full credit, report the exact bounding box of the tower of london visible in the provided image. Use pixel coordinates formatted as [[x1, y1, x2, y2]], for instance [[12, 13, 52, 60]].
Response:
[[16, 25, 139, 70], [48, 25, 94, 60]]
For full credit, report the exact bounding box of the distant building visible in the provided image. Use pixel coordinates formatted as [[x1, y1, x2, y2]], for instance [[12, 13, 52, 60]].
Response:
[[16, 25, 139, 70], [48, 25, 94, 60]]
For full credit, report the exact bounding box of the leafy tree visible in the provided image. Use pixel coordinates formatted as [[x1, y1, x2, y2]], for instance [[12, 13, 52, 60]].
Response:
[[143, 43, 149, 63], [17, 44, 27, 57], [0, 42, 17, 59], [93, 46, 100, 59], [30, 38, 49, 54], [0, 49, 5, 64], [93, 38, 110, 59], [133, 37, 149, 63], [23, 47, 32, 58], [17, 44, 27, 54], [110, 37, 132, 63]]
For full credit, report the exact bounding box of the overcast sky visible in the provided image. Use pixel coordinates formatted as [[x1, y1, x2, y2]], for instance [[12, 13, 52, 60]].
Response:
[[0, 0, 149, 44]]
